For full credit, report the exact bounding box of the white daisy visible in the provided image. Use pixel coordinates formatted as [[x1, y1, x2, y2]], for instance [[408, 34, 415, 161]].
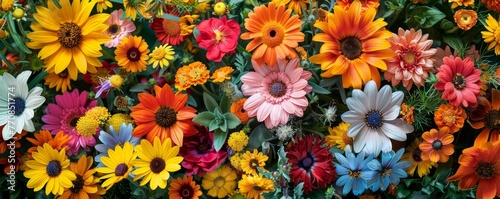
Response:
[[0, 71, 46, 140], [341, 80, 414, 156]]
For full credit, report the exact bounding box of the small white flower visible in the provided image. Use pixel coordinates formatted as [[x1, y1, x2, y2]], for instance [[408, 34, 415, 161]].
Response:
[[341, 80, 414, 156], [0, 71, 46, 140]]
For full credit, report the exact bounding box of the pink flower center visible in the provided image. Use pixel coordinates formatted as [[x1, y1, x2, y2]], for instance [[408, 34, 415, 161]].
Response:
[[452, 73, 466, 89]]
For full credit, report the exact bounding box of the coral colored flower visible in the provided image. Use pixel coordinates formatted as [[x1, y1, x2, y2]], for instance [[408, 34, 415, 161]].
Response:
[[309, 0, 394, 88], [151, 15, 198, 46], [434, 103, 466, 133], [241, 58, 312, 128], [180, 128, 227, 176], [26, 0, 110, 80], [202, 165, 238, 198], [230, 98, 250, 123], [211, 66, 234, 83], [240, 3, 304, 67], [196, 16, 240, 62], [336, 0, 380, 12], [482, 0, 500, 12], [286, 135, 336, 193], [454, 9, 477, 31], [434, 56, 481, 107], [130, 84, 198, 146], [104, 9, 136, 48], [433, 45, 479, 68], [1, 53, 18, 68], [419, 128, 455, 163], [449, 0, 474, 8], [401, 138, 437, 177], [168, 176, 203, 199], [115, 36, 150, 72], [469, 89, 500, 145], [482, 14, 500, 55], [448, 142, 500, 199], [384, 28, 437, 90]]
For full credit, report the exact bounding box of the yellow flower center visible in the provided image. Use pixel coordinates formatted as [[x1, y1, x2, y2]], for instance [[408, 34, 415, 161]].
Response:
[[163, 19, 181, 36], [261, 22, 285, 48], [155, 106, 177, 128], [402, 50, 417, 66], [109, 75, 123, 88], [189, 67, 206, 81], [152, 48, 166, 60], [76, 116, 100, 138], [348, 170, 361, 178], [340, 36, 363, 60], [214, 29, 225, 43], [214, 2, 227, 15], [214, 176, 226, 187], [460, 14, 471, 23], [57, 22, 82, 48], [443, 110, 457, 125], [1, 0, 14, 11]]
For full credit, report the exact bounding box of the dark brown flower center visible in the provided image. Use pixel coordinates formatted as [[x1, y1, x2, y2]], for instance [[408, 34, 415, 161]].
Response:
[[58, 69, 69, 78], [108, 24, 121, 36], [475, 162, 495, 179], [57, 22, 82, 48], [70, 174, 84, 193], [249, 159, 260, 170], [340, 36, 362, 60], [69, 117, 80, 127], [452, 73, 466, 89], [382, 168, 392, 177], [114, 163, 129, 176], [252, 185, 264, 192], [432, 140, 443, 150], [484, 110, 500, 130], [180, 184, 194, 198], [365, 110, 384, 129], [46, 160, 62, 177], [269, 80, 287, 97], [127, 47, 141, 62], [114, 95, 129, 110], [150, 157, 166, 173], [155, 107, 177, 128], [412, 148, 423, 162]]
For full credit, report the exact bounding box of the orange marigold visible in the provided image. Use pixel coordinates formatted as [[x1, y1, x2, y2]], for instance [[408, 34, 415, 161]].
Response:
[[450, 0, 474, 9], [400, 103, 415, 124], [454, 9, 477, 31], [230, 98, 250, 123], [481, 0, 500, 12], [434, 104, 466, 134], [26, 130, 71, 158], [211, 66, 234, 83], [336, 0, 380, 12], [175, 61, 210, 91]]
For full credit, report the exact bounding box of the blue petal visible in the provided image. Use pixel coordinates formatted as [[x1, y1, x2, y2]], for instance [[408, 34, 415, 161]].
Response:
[[335, 153, 351, 169], [336, 174, 351, 186], [335, 164, 350, 175], [368, 159, 382, 171], [351, 178, 367, 196], [342, 178, 353, 195]]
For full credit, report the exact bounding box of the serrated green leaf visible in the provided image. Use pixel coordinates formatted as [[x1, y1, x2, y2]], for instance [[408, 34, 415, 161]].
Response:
[[443, 35, 465, 54], [224, 112, 241, 129], [309, 80, 331, 94], [213, 129, 227, 151], [204, 92, 219, 112], [409, 6, 446, 28], [193, 112, 216, 126]]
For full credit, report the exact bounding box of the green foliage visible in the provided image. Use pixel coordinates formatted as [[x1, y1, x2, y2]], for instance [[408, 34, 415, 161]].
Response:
[[406, 6, 446, 29]]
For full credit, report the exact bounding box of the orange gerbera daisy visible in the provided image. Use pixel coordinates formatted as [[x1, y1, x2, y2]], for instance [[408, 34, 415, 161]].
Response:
[[434, 104, 466, 134], [130, 84, 198, 146], [309, 0, 394, 88], [26, 130, 71, 158], [58, 155, 105, 199], [419, 128, 455, 163], [448, 142, 500, 199], [336, 0, 380, 12], [168, 176, 203, 199], [469, 89, 500, 145], [115, 36, 150, 72], [240, 3, 304, 67]]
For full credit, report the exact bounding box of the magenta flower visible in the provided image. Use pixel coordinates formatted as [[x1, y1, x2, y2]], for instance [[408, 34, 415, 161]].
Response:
[[195, 16, 240, 62]]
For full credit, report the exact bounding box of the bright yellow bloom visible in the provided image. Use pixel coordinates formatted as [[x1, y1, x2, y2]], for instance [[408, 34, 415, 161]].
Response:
[[44, 70, 72, 93], [228, 131, 249, 152], [179, 15, 199, 36], [241, 149, 268, 175], [58, 155, 105, 199], [202, 165, 238, 198], [175, 61, 210, 90], [148, 44, 175, 69], [124, 0, 145, 20], [115, 36, 150, 72], [482, 14, 500, 55], [211, 66, 234, 83], [238, 174, 275, 199], [26, 0, 110, 80], [96, 142, 136, 190], [107, 113, 134, 133], [230, 153, 244, 171], [168, 176, 203, 199], [325, 122, 353, 150], [96, 0, 112, 12], [449, 0, 474, 9], [76, 116, 100, 138]]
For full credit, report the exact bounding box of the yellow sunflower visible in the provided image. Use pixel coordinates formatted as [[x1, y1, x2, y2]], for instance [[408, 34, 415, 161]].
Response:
[[124, 0, 145, 20], [44, 69, 72, 93], [309, 0, 394, 88], [482, 14, 500, 55], [241, 149, 268, 175], [95, 142, 136, 190], [26, 0, 110, 80], [132, 137, 183, 190], [96, 0, 112, 13], [240, 3, 305, 67], [24, 143, 76, 196], [115, 36, 150, 72], [202, 165, 238, 198], [238, 174, 275, 199], [168, 176, 203, 199], [325, 122, 353, 150], [58, 155, 105, 199], [148, 44, 175, 69]]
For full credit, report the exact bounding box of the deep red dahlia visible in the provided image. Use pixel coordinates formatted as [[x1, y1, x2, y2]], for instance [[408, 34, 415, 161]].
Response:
[[196, 16, 240, 62], [180, 127, 228, 176], [286, 135, 336, 193]]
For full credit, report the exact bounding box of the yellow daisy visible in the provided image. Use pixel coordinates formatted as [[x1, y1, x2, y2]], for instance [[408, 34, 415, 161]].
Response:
[[482, 14, 500, 55], [58, 155, 105, 199], [202, 165, 238, 198], [241, 149, 268, 175], [44, 69, 72, 93], [132, 137, 183, 190], [211, 66, 234, 83], [26, 0, 110, 80], [115, 36, 150, 72], [325, 122, 353, 150], [238, 174, 275, 199], [95, 142, 136, 190], [96, 0, 112, 13], [124, 0, 145, 20], [148, 44, 175, 69], [24, 143, 76, 196]]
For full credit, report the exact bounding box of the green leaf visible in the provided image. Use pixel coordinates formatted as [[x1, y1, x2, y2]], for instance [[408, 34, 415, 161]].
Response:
[[220, 94, 230, 113], [443, 35, 465, 53], [28, 70, 47, 90], [129, 83, 149, 92], [246, 124, 273, 150], [293, 182, 304, 199], [7, 15, 31, 54], [213, 129, 227, 151], [208, 119, 221, 131], [0, 50, 16, 69], [309, 80, 331, 94], [204, 92, 219, 112], [224, 113, 241, 129], [407, 6, 446, 28], [192, 112, 215, 127]]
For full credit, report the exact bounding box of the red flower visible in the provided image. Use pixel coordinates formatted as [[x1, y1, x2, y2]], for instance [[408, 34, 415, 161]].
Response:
[[286, 135, 336, 193], [180, 127, 228, 177], [435, 56, 481, 107], [196, 16, 240, 62], [151, 17, 184, 46]]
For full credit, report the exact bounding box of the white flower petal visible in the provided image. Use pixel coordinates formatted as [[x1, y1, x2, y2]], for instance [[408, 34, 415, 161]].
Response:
[[341, 111, 364, 124], [15, 71, 31, 98], [2, 125, 14, 140], [346, 91, 368, 114], [365, 81, 378, 109], [383, 105, 400, 121], [376, 85, 393, 112], [24, 119, 35, 132], [346, 122, 365, 138]]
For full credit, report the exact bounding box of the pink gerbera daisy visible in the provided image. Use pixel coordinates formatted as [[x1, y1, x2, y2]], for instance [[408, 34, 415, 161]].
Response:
[[104, 9, 136, 48], [435, 56, 481, 107], [196, 16, 240, 62], [241, 58, 312, 128], [384, 28, 437, 90], [41, 89, 98, 155]]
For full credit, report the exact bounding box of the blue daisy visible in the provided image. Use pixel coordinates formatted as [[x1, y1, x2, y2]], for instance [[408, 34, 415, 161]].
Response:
[[365, 148, 412, 191], [334, 145, 374, 196]]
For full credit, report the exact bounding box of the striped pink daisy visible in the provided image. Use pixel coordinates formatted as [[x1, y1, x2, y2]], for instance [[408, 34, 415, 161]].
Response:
[[241, 58, 312, 128]]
